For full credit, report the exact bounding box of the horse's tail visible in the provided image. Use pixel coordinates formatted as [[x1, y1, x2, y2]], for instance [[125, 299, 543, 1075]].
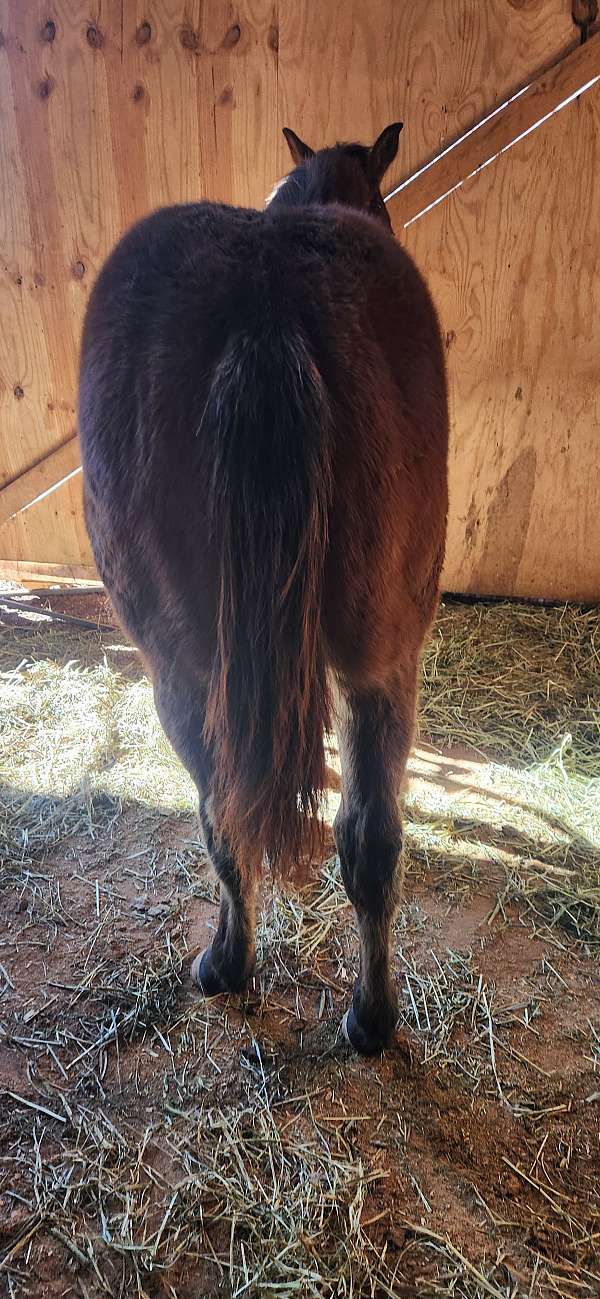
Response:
[[202, 325, 332, 877]]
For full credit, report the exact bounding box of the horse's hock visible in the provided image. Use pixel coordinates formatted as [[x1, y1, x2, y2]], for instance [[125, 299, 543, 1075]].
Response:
[[0, 4, 599, 1299]]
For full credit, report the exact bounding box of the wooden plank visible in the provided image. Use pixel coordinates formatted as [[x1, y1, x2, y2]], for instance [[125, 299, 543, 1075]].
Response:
[[0, 438, 80, 529], [0, 559, 98, 586], [0, 470, 95, 567], [276, 0, 578, 195], [3, 583, 103, 596], [402, 80, 600, 601], [387, 31, 600, 227]]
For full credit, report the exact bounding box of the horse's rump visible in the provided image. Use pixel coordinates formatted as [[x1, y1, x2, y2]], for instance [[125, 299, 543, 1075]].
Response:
[[79, 199, 447, 869]]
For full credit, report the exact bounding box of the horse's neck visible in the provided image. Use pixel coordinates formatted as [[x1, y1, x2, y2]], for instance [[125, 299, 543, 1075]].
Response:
[[265, 172, 309, 210], [264, 176, 288, 208]]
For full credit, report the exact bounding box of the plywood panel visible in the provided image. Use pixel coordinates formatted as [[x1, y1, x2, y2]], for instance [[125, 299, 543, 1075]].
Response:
[[398, 80, 600, 602], [276, 0, 578, 195], [0, 471, 92, 567], [122, 0, 278, 215], [0, 0, 278, 566], [391, 34, 600, 227], [0, 0, 123, 568], [0, 436, 79, 527], [0, 0, 589, 588]]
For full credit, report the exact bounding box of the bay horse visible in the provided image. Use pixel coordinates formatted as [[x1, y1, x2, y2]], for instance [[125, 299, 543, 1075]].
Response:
[[78, 123, 448, 1055]]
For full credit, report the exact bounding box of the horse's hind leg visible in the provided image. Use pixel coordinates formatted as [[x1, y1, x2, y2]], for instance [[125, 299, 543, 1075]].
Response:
[[152, 673, 257, 996], [334, 675, 415, 1054], [191, 803, 258, 995]]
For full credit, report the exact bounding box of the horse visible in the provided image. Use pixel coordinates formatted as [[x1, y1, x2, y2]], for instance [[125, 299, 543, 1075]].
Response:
[[78, 122, 448, 1055]]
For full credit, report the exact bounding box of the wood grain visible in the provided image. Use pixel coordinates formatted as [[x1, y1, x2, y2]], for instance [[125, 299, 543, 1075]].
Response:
[[122, 0, 278, 214], [0, 0, 120, 567], [388, 32, 600, 226], [0, 558, 97, 585], [402, 80, 600, 601], [0, 436, 80, 528], [0, 0, 280, 568], [0, 0, 593, 596], [276, 0, 578, 195]]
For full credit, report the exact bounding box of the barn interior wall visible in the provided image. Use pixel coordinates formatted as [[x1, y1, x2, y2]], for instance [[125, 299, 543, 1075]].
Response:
[[0, 1, 597, 598]]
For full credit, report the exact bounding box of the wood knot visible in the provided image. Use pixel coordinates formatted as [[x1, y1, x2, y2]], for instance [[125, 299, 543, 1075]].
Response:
[[86, 24, 103, 48], [41, 18, 56, 42], [13, 385, 24, 400], [222, 23, 241, 48], [38, 77, 54, 99], [72, 260, 86, 279], [268, 23, 279, 52], [218, 85, 233, 106], [132, 82, 145, 102], [135, 21, 152, 46], [180, 25, 200, 52]]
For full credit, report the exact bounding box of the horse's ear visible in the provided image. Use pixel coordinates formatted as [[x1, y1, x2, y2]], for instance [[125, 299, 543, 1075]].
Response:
[[282, 127, 314, 167], [368, 122, 403, 183]]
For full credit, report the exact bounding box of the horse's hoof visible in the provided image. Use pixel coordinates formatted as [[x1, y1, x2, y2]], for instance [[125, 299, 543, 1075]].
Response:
[[341, 1006, 391, 1056], [191, 948, 231, 997]]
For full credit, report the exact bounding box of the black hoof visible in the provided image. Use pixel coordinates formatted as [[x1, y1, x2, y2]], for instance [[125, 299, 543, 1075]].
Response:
[[191, 948, 232, 997], [191, 947, 253, 997], [341, 1006, 394, 1055]]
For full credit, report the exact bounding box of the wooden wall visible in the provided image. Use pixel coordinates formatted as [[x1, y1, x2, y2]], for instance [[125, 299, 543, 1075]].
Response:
[[395, 50, 600, 601], [0, 0, 597, 596]]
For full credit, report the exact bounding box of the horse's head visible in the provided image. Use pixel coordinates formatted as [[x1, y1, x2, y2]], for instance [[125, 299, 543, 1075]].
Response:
[[268, 123, 403, 229]]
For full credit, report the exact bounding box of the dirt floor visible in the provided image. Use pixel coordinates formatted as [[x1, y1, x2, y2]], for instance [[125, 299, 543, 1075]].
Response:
[[0, 589, 598, 1298]]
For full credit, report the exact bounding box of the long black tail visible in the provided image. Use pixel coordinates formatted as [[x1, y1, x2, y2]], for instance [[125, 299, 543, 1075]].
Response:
[[202, 325, 332, 876]]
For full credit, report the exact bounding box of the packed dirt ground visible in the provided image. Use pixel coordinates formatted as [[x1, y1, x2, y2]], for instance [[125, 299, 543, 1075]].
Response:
[[0, 588, 598, 1297]]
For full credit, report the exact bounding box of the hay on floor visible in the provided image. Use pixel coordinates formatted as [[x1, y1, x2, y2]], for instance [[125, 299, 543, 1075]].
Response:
[[1, 597, 599, 1298]]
